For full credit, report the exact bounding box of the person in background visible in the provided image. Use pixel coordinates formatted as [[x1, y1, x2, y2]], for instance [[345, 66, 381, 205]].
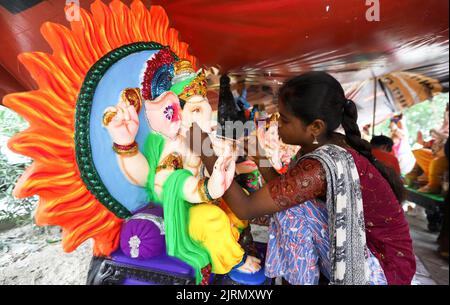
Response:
[[405, 103, 449, 194], [370, 135, 401, 177], [235, 79, 252, 111], [389, 114, 416, 175]]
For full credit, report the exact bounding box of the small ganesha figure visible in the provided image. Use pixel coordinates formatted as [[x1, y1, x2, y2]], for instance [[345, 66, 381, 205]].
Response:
[[258, 113, 300, 174], [102, 49, 264, 284]]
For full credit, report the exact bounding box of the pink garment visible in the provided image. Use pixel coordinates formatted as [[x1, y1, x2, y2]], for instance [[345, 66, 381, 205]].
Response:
[[391, 121, 416, 174], [347, 149, 416, 285]]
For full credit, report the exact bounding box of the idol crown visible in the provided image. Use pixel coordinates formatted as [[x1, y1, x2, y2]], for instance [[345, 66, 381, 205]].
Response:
[[178, 69, 207, 100], [174, 59, 195, 75]]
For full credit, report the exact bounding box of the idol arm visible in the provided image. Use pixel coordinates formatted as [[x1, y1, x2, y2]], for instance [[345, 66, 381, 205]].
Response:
[[116, 152, 149, 187], [152, 169, 217, 204]]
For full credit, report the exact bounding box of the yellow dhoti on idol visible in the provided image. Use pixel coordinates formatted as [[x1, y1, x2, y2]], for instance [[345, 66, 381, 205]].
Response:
[[189, 202, 245, 274], [412, 147, 448, 190]]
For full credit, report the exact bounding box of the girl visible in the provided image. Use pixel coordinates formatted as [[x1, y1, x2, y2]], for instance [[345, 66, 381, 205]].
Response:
[[389, 114, 416, 175], [191, 71, 416, 285]]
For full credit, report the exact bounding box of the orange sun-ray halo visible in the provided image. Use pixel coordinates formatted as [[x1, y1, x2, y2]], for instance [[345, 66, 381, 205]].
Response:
[[3, 0, 198, 256]]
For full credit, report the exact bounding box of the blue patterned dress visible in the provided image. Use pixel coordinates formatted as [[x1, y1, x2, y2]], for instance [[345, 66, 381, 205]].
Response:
[[264, 199, 387, 284]]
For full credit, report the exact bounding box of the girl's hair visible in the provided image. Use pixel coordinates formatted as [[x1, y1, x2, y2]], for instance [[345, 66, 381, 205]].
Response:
[[279, 71, 405, 202]]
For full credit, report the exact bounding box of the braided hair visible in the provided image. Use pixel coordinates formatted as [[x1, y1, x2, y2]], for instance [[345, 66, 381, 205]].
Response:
[[279, 72, 405, 202]]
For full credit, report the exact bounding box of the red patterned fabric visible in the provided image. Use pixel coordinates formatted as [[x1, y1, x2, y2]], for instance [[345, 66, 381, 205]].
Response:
[[200, 264, 212, 285], [267, 159, 326, 209], [267, 149, 416, 285]]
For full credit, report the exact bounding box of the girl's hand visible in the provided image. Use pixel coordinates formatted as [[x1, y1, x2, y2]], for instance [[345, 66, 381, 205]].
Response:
[[104, 101, 139, 145], [240, 127, 268, 163]]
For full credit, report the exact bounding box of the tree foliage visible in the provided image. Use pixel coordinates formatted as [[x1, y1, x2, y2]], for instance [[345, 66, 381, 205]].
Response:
[[0, 106, 37, 225], [374, 93, 449, 145]]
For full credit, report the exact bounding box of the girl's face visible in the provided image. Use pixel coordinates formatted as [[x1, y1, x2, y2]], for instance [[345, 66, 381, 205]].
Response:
[[277, 100, 310, 146]]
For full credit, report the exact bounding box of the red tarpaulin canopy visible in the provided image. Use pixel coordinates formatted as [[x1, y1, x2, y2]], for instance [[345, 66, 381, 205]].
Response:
[[0, 0, 448, 124]]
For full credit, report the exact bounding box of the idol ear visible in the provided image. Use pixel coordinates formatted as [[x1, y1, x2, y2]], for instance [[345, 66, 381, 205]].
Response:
[[144, 91, 179, 110], [144, 91, 181, 136]]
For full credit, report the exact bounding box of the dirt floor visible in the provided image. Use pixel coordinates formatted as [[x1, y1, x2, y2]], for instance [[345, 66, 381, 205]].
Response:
[[0, 224, 92, 285], [406, 211, 449, 285]]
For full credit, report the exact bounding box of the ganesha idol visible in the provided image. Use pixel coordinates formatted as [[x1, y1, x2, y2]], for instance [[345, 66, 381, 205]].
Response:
[[3, 1, 271, 286], [100, 49, 266, 285]]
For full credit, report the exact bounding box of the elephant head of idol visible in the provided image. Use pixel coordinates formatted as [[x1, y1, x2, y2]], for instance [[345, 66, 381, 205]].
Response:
[[170, 60, 213, 135]]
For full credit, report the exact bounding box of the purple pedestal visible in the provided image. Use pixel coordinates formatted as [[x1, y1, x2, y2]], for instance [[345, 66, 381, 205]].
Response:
[[89, 202, 271, 285], [111, 248, 195, 279], [90, 204, 197, 285], [88, 243, 271, 285], [120, 205, 166, 259], [86, 247, 196, 285]]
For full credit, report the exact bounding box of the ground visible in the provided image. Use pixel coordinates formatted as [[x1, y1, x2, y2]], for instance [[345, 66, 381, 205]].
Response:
[[0, 225, 92, 285], [0, 208, 448, 285], [406, 209, 449, 285]]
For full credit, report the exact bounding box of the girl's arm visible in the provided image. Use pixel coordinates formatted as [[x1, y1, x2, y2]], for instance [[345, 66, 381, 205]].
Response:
[[202, 154, 326, 219], [255, 159, 281, 182], [194, 125, 326, 220]]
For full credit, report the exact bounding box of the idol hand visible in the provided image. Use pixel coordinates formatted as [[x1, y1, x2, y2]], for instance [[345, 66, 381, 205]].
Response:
[[207, 144, 236, 199], [104, 101, 140, 145]]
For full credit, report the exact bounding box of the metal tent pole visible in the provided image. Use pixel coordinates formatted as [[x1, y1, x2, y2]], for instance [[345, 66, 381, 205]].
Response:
[[372, 75, 378, 136]]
